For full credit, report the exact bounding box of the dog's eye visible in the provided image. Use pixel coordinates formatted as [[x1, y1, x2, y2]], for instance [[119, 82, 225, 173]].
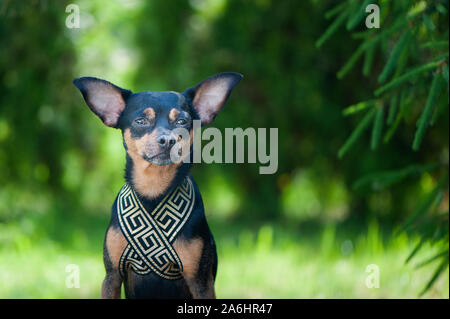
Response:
[[135, 118, 149, 126], [175, 119, 187, 126]]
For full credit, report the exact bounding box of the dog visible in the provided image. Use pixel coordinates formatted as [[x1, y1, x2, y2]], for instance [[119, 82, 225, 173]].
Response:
[[73, 73, 242, 299]]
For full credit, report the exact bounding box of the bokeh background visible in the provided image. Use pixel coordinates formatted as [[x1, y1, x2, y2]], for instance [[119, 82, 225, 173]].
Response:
[[0, 0, 448, 298]]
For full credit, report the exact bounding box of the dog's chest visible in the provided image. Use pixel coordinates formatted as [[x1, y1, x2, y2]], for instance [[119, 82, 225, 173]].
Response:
[[116, 177, 195, 280]]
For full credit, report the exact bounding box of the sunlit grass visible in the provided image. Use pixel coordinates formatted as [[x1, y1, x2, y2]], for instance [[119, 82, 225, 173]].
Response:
[[0, 219, 447, 299], [214, 223, 449, 298], [0, 244, 103, 298]]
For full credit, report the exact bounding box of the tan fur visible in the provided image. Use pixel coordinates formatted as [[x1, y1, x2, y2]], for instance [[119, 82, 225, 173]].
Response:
[[169, 108, 180, 121], [144, 107, 156, 120], [123, 129, 179, 199], [102, 227, 126, 299], [173, 237, 204, 279], [174, 237, 212, 298], [174, 128, 194, 164], [105, 227, 128, 269], [133, 163, 179, 198]]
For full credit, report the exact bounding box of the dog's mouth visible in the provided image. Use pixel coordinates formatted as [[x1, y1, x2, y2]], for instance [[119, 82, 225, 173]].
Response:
[[142, 152, 173, 165]]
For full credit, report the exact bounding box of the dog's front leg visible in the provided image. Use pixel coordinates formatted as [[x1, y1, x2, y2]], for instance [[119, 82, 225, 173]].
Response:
[[184, 274, 216, 299], [101, 225, 127, 299], [101, 270, 122, 299], [174, 237, 217, 299]]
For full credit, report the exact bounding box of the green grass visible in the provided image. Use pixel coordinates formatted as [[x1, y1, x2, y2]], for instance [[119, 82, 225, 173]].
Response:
[[0, 218, 448, 299], [214, 223, 448, 298]]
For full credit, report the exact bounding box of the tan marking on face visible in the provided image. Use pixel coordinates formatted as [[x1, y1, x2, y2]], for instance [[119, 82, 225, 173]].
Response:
[[105, 227, 128, 269], [169, 108, 180, 122], [124, 128, 180, 199], [172, 128, 194, 164], [144, 107, 155, 120]]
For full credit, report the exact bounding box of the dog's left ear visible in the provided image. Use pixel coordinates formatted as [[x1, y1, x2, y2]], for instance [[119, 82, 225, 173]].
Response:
[[184, 72, 243, 126], [73, 77, 132, 128]]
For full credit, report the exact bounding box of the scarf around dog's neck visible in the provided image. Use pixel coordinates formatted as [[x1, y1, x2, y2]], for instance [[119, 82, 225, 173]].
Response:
[[117, 176, 195, 280]]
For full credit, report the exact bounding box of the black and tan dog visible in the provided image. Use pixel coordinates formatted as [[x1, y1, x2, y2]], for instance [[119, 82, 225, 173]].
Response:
[[73, 73, 242, 299]]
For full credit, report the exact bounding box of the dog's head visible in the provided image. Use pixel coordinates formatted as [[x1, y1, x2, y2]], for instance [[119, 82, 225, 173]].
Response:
[[73, 73, 242, 166]]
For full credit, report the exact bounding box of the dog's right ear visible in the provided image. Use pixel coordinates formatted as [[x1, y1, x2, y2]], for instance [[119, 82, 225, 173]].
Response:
[[73, 77, 132, 128], [184, 72, 243, 126]]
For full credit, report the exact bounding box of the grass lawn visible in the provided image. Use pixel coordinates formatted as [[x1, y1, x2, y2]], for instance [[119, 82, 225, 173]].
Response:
[[0, 218, 448, 298]]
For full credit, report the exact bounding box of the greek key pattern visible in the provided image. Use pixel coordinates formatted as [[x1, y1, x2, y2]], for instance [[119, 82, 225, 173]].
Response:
[[117, 177, 195, 280]]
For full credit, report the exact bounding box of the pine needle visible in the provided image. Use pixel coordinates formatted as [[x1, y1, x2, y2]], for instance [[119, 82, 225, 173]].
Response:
[[378, 28, 413, 84], [353, 163, 438, 191], [387, 94, 399, 125], [325, 1, 348, 20], [415, 250, 449, 270], [346, 0, 372, 30], [363, 42, 376, 77], [442, 64, 449, 85], [431, 99, 447, 126], [405, 238, 425, 264], [384, 89, 409, 143], [371, 104, 384, 150], [412, 72, 444, 151], [419, 258, 449, 297], [375, 61, 440, 96], [398, 175, 449, 234], [337, 42, 366, 79], [316, 9, 349, 48], [420, 40, 449, 50], [342, 100, 376, 116], [338, 108, 377, 159]]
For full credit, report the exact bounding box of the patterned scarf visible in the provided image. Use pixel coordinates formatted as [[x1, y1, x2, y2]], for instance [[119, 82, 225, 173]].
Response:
[[117, 177, 195, 280]]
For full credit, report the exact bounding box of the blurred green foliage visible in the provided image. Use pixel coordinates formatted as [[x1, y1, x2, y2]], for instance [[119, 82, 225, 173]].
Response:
[[0, 0, 448, 298], [1, 220, 448, 298], [318, 0, 448, 294]]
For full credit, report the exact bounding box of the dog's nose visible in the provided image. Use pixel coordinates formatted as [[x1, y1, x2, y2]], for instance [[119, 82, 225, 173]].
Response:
[[157, 135, 176, 149]]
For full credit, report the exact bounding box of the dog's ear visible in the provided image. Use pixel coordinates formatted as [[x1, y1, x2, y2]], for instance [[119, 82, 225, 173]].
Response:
[[73, 77, 132, 128], [184, 72, 243, 126]]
